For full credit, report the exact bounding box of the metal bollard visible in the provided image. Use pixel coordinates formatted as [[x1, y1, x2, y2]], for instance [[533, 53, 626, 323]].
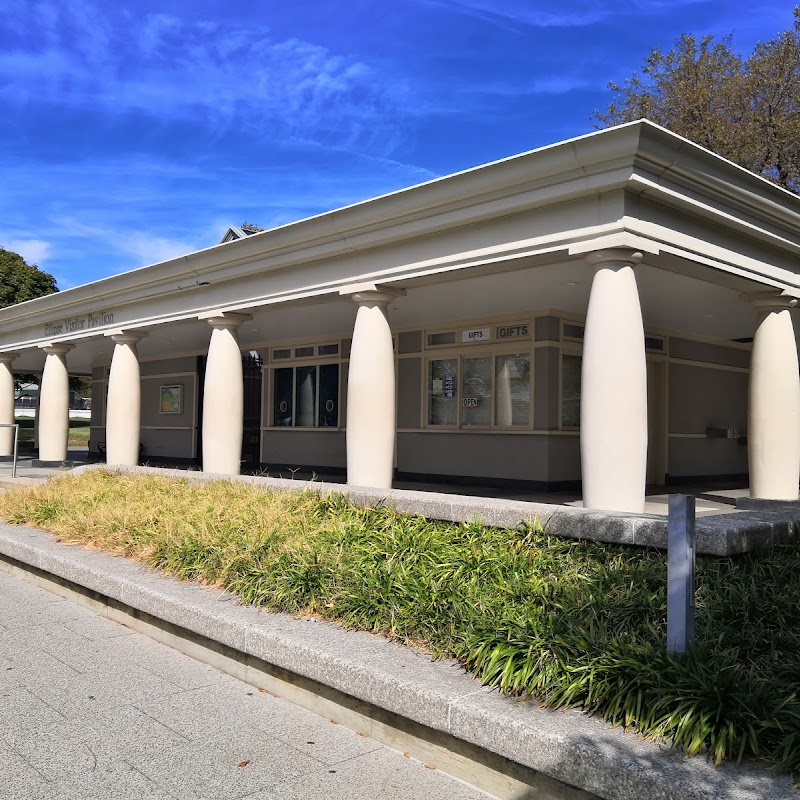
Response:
[[667, 494, 695, 653], [0, 423, 20, 479]]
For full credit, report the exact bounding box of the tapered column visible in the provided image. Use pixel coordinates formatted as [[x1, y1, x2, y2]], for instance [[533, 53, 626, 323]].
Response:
[[0, 353, 20, 458], [341, 284, 404, 488], [748, 294, 800, 499], [580, 249, 647, 512], [36, 344, 74, 465], [105, 331, 147, 466], [201, 312, 251, 475]]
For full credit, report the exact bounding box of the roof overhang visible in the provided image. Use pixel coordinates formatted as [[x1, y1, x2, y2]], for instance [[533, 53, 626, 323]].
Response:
[[1, 120, 799, 358]]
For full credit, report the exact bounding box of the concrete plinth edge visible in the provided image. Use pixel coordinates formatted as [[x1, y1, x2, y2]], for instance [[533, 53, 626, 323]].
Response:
[[0, 477, 39, 489], [0, 519, 793, 800], [67, 464, 800, 556], [736, 497, 800, 512]]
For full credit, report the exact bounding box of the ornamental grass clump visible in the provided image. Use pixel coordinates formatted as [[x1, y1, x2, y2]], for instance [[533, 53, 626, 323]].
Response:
[[1, 469, 799, 774]]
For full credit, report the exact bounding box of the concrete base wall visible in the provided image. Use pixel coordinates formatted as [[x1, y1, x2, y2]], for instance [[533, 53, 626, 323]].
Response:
[[397, 432, 549, 482], [140, 429, 195, 461], [668, 437, 748, 479], [261, 429, 346, 469]]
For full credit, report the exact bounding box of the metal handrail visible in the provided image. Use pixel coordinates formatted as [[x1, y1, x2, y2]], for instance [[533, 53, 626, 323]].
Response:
[[0, 423, 20, 478]]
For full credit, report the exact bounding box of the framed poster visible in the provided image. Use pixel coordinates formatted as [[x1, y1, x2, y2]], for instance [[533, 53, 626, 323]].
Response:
[[160, 384, 183, 414]]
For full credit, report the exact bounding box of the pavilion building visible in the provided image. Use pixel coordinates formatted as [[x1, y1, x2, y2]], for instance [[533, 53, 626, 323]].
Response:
[[1, 120, 799, 512]]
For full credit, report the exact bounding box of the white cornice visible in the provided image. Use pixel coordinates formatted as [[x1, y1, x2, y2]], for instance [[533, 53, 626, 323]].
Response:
[[2, 121, 799, 342]]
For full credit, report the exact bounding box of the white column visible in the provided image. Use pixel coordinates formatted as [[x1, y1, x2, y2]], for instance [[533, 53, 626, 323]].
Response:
[[341, 284, 404, 489], [580, 249, 647, 512], [105, 331, 147, 467], [201, 312, 251, 475], [0, 353, 19, 458], [37, 344, 74, 464], [748, 294, 800, 499]]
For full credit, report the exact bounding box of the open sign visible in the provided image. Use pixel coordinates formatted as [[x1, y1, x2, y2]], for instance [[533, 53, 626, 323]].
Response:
[[463, 397, 479, 408]]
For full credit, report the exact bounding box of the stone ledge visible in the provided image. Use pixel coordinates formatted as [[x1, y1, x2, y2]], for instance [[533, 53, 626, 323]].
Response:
[[68, 465, 800, 556], [736, 497, 800, 512], [0, 476, 40, 489], [0, 520, 794, 800]]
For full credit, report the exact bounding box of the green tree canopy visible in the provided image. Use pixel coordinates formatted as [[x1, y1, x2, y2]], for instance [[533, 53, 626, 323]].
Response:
[[0, 247, 58, 309], [594, 7, 800, 193], [0, 247, 59, 388]]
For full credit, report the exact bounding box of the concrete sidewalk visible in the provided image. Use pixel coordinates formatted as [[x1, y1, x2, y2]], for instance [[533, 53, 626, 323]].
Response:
[[0, 569, 488, 800], [0, 517, 795, 800]]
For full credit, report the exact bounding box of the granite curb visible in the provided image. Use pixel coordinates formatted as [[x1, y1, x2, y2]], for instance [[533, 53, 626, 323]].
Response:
[[0, 519, 795, 800], [69, 464, 800, 556]]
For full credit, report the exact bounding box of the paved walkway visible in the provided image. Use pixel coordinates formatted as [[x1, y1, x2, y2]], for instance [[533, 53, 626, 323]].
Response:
[[0, 570, 487, 800]]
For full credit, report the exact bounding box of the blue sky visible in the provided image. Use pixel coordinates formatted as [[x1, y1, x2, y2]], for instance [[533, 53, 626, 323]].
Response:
[[0, 0, 794, 289]]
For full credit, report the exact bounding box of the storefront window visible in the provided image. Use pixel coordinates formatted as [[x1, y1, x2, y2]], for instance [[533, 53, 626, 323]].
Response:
[[273, 363, 339, 428], [562, 354, 581, 428], [495, 353, 530, 426], [461, 357, 493, 427], [427, 352, 531, 428], [318, 364, 339, 427], [295, 366, 317, 426], [274, 368, 294, 426], [428, 359, 458, 425]]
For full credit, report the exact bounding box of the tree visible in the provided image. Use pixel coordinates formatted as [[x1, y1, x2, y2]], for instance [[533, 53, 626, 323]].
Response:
[[594, 7, 800, 193], [240, 221, 266, 234], [0, 247, 58, 309], [0, 247, 58, 389]]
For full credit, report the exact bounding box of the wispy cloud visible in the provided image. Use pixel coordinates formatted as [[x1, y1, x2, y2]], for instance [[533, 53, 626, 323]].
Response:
[[2, 0, 773, 295], [117, 233, 203, 267], [0, 238, 52, 266], [0, 0, 409, 153], [429, 0, 707, 29], [0, 147, 439, 285], [460, 74, 600, 101]]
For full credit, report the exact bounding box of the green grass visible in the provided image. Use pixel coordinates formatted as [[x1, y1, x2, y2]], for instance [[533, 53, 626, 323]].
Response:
[[14, 416, 90, 447], [1, 469, 799, 776]]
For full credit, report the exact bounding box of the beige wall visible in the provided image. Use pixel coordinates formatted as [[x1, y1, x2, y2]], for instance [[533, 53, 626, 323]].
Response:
[[140, 428, 196, 460], [668, 438, 748, 479], [140, 359, 198, 460], [397, 357, 422, 429], [251, 320, 752, 486], [545, 434, 581, 482], [667, 358, 748, 477], [668, 363, 748, 433], [261, 429, 346, 469], [90, 356, 199, 460], [397, 432, 551, 482], [669, 337, 750, 369], [141, 357, 198, 377], [83, 317, 756, 484], [534, 346, 560, 430]]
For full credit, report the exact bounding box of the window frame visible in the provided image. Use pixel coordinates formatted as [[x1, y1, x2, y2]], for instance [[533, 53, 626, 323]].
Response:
[[424, 344, 533, 430], [266, 340, 344, 430]]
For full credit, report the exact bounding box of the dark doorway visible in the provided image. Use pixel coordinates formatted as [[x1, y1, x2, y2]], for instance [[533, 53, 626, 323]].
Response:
[[195, 351, 263, 469], [195, 355, 206, 465], [241, 351, 263, 468]]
